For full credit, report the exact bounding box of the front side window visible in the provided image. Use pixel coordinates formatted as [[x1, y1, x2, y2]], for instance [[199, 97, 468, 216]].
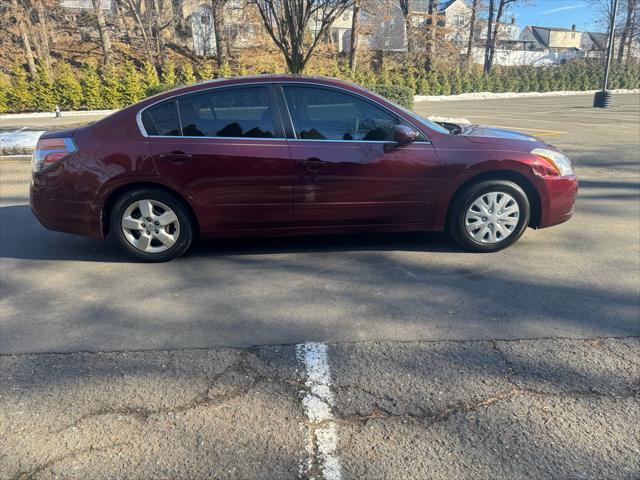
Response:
[[283, 86, 400, 141], [178, 86, 276, 138]]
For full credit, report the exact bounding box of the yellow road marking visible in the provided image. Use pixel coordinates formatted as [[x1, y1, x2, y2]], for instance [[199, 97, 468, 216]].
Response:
[[487, 125, 567, 137]]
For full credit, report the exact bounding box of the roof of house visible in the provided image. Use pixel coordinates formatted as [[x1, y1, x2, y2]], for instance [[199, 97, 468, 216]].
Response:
[[581, 31, 608, 50], [532, 25, 577, 33], [412, 0, 462, 14], [60, 0, 112, 10]]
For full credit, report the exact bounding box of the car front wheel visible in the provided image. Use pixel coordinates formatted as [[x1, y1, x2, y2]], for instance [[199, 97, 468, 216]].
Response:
[[111, 188, 193, 262], [449, 180, 530, 252]]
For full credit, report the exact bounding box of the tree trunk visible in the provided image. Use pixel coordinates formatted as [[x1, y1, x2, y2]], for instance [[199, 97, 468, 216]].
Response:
[[618, 0, 636, 62], [212, 1, 225, 67], [149, 0, 165, 62], [34, 0, 51, 73], [11, 0, 37, 77], [404, 0, 414, 54], [487, 0, 505, 73], [114, 0, 132, 41], [348, 0, 360, 72], [125, 0, 156, 65], [466, 0, 479, 65], [483, 0, 495, 74], [92, 0, 112, 62]]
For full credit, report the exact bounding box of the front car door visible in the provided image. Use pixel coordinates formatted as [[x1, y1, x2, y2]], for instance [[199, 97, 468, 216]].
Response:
[[141, 84, 293, 233], [278, 84, 441, 228]]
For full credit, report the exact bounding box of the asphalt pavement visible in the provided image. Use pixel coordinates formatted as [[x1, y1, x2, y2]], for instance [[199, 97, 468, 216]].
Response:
[[1, 93, 639, 479]]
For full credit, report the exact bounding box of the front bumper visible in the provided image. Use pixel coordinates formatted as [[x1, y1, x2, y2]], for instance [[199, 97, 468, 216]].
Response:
[[537, 174, 578, 228]]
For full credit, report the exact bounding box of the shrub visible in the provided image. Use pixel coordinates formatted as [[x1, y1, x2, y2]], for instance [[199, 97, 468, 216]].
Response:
[[30, 67, 57, 111], [54, 62, 83, 110], [142, 61, 160, 93], [0, 73, 9, 113], [366, 84, 414, 109], [121, 61, 146, 106], [178, 62, 196, 85], [160, 60, 177, 87], [82, 61, 103, 109], [101, 63, 123, 109], [7, 66, 34, 112], [196, 62, 215, 82]]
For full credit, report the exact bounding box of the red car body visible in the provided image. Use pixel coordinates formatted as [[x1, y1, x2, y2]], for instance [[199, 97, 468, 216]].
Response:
[[30, 75, 577, 245]]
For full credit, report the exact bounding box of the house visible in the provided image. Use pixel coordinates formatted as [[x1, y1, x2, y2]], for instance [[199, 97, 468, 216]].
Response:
[[310, 10, 354, 53], [365, 0, 473, 52], [519, 25, 582, 51], [580, 31, 608, 58]]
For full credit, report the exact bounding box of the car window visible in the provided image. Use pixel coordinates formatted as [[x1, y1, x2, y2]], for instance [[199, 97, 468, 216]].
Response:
[[283, 86, 400, 141], [177, 86, 277, 138], [141, 101, 181, 136]]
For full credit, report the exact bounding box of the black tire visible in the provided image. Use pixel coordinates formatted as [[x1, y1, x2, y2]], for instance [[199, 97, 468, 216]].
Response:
[[110, 188, 194, 262], [448, 180, 530, 253]]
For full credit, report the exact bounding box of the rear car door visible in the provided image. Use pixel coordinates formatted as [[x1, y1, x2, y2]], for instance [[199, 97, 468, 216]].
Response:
[[279, 85, 441, 227], [142, 84, 294, 233]]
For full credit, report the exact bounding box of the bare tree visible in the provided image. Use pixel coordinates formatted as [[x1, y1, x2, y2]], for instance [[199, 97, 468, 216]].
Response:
[[398, 0, 415, 54], [252, 0, 354, 73], [92, 0, 112, 62], [618, 0, 638, 61], [32, 0, 51, 72], [466, 0, 479, 65], [9, 0, 37, 77], [348, 0, 360, 71], [211, 0, 229, 66], [484, 0, 518, 73]]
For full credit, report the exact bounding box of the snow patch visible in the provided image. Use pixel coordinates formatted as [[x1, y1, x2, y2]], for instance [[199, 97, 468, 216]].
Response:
[[415, 88, 640, 102], [0, 129, 45, 151], [0, 109, 114, 120]]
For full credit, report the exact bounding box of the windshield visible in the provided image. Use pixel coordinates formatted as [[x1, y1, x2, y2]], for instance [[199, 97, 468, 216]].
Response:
[[397, 106, 451, 135]]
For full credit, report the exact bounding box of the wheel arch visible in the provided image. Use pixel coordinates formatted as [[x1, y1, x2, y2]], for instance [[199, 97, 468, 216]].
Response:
[[101, 182, 201, 237], [445, 170, 542, 229]]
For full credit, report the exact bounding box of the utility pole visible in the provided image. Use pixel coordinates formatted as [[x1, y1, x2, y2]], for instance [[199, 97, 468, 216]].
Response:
[[594, 0, 619, 108]]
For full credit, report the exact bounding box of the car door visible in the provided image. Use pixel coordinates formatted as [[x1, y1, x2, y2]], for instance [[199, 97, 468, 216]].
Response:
[[142, 84, 294, 233], [279, 84, 441, 227]]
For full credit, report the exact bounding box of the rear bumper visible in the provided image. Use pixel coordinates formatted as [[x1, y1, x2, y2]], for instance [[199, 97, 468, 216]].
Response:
[[30, 180, 104, 239], [537, 175, 578, 228]]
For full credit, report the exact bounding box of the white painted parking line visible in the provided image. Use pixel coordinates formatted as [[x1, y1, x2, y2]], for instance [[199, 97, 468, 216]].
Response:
[[296, 342, 342, 480]]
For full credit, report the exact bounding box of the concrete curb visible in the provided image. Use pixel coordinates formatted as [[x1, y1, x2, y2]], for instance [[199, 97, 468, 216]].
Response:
[[414, 88, 640, 102]]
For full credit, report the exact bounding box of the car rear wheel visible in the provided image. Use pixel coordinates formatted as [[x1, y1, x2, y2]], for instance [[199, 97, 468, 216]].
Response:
[[449, 180, 530, 252], [111, 188, 193, 262]]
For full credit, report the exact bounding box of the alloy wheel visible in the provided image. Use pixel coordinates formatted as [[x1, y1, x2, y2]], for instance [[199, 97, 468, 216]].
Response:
[[121, 199, 181, 253]]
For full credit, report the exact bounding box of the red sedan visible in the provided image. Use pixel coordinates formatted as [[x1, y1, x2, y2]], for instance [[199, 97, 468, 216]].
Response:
[[30, 75, 578, 261]]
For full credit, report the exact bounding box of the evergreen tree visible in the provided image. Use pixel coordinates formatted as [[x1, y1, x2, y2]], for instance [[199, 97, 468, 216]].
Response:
[[101, 63, 123, 109], [142, 61, 160, 93], [7, 66, 34, 112], [82, 62, 103, 109], [31, 66, 57, 112], [121, 62, 145, 105], [161, 60, 177, 87], [178, 62, 197, 85], [217, 61, 231, 78], [196, 62, 215, 81], [0, 73, 9, 113], [54, 62, 83, 110]]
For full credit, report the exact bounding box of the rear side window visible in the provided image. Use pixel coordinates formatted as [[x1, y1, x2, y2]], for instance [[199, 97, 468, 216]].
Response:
[[283, 86, 400, 141], [177, 86, 277, 138], [141, 101, 180, 136]]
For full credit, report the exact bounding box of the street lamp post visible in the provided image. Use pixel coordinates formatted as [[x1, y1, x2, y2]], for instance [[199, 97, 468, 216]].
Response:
[[594, 0, 619, 108]]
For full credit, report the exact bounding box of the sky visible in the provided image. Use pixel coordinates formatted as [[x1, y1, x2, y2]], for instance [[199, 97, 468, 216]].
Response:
[[508, 1, 603, 33]]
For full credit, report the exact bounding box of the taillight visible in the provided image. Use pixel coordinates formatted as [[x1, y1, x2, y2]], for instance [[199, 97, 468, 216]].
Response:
[[32, 137, 77, 172]]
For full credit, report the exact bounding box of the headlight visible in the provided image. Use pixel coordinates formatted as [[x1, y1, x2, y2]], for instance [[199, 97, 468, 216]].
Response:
[[531, 148, 574, 176]]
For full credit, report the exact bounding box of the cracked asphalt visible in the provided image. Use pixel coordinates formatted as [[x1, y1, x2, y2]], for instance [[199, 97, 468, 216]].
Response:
[[1, 93, 639, 478], [1, 338, 638, 479]]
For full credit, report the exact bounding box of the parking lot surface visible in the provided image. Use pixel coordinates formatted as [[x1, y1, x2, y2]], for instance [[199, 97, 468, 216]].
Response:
[[1, 93, 639, 478]]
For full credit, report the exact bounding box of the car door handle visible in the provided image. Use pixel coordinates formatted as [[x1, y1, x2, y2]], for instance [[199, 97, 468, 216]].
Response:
[[158, 152, 192, 164], [297, 158, 327, 171]]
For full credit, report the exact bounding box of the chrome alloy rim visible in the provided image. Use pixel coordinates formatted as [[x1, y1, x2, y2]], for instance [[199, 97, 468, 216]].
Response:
[[464, 192, 520, 244], [121, 199, 180, 253]]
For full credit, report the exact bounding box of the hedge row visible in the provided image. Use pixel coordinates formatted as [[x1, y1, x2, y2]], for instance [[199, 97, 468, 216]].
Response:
[[1, 60, 638, 113]]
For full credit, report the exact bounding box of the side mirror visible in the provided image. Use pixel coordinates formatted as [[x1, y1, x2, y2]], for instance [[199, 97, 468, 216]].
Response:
[[385, 125, 419, 152]]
